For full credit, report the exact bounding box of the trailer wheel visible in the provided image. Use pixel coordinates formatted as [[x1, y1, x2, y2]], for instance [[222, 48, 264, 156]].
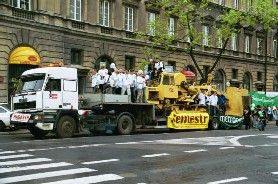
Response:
[[28, 125, 49, 138], [56, 116, 76, 138], [210, 118, 219, 130], [117, 115, 133, 135]]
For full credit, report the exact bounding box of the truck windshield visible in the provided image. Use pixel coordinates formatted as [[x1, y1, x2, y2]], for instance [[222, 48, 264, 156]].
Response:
[[18, 74, 46, 93]]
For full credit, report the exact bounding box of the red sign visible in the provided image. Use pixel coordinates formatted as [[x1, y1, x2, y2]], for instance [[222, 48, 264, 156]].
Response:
[[50, 94, 58, 99], [169, 88, 174, 92], [28, 55, 37, 61]]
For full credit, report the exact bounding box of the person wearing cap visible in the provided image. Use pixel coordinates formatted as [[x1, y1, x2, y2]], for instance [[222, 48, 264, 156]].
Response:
[[121, 69, 131, 96], [109, 68, 117, 94]]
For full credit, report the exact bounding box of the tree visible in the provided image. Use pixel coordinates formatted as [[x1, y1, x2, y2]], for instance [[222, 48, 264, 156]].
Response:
[[138, 0, 278, 84]]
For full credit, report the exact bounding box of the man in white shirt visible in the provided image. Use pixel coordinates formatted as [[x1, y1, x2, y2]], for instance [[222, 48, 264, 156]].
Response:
[[121, 70, 131, 96], [97, 64, 108, 93], [89, 69, 98, 94], [198, 89, 206, 106], [115, 69, 124, 94], [136, 70, 144, 103], [128, 70, 137, 102], [210, 91, 218, 116]]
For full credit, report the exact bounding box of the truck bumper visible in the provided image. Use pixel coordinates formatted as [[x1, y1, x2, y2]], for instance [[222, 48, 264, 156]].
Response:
[[10, 111, 54, 131]]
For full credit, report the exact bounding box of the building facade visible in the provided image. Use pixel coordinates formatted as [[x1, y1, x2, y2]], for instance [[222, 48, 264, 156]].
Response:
[[0, 0, 278, 103]]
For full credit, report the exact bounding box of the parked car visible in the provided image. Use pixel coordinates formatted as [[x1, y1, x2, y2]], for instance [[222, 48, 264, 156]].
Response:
[[0, 103, 13, 131]]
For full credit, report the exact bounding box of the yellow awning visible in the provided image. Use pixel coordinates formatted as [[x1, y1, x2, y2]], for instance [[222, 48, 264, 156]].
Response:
[[9, 47, 40, 65]]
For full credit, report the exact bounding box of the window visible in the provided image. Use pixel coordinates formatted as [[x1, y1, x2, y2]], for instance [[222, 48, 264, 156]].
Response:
[[0, 107, 7, 113], [273, 37, 278, 57], [245, 35, 250, 53], [100, 0, 109, 27], [246, 0, 252, 12], [124, 6, 134, 32], [70, 0, 81, 21], [273, 75, 278, 91], [216, 29, 223, 48], [203, 65, 210, 77], [125, 56, 135, 70], [218, 0, 224, 5], [168, 17, 175, 36], [71, 49, 82, 65], [12, 0, 31, 10], [202, 25, 209, 46], [243, 73, 251, 90], [215, 70, 224, 91], [231, 33, 238, 51], [232, 69, 238, 79], [257, 37, 264, 55], [148, 12, 156, 36], [234, 0, 239, 9], [257, 71, 262, 81], [167, 61, 176, 72], [45, 79, 61, 91]]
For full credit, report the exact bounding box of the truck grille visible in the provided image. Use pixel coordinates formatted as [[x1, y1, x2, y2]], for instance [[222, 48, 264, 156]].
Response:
[[14, 101, 36, 110]]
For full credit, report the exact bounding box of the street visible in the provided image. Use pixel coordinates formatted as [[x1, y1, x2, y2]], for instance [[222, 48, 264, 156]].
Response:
[[0, 123, 278, 184]]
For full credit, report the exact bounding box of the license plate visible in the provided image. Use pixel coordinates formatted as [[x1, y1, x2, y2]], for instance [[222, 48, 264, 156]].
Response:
[[11, 113, 31, 122]]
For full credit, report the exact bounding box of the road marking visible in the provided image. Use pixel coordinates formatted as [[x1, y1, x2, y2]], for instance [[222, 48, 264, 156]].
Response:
[[0, 168, 94, 184], [0, 154, 33, 160], [82, 159, 119, 165], [207, 177, 248, 184], [229, 135, 257, 146], [41, 174, 124, 184], [0, 158, 51, 166], [184, 149, 207, 153], [142, 153, 170, 158], [0, 151, 16, 155], [0, 162, 75, 173], [219, 147, 235, 150], [272, 171, 278, 174], [116, 142, 140, 145]]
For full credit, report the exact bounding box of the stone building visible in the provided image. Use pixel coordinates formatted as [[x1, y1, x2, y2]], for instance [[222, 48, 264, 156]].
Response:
[[0, 0, 278, 103]]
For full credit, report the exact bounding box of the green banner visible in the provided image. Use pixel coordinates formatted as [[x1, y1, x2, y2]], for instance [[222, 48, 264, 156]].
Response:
[[249, 91, 278, 107]]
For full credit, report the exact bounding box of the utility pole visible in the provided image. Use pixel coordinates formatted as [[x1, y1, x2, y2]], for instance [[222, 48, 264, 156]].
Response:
[[264, 31, 267, 94]]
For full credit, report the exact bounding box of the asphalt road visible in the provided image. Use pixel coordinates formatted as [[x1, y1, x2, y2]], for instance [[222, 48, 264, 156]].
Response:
[[0, 122, 278, 184]]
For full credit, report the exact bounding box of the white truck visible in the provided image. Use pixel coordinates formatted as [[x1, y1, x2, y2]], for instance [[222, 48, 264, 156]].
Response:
[[10, 66, 157, 138]]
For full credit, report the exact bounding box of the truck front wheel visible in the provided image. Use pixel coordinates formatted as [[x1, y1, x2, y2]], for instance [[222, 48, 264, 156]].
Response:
[[56, 116, 76, 138], [29, 125, 49, 138], [210, 117, 219, 130], [117, 115, 133, 135]]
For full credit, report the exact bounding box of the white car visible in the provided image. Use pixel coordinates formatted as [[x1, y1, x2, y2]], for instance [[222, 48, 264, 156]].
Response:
[[0, 103, 13, 131]]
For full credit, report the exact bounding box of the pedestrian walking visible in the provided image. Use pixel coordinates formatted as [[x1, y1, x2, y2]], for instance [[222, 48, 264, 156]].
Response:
[[272, 106, 278, 127], [243, 105, 251, 130]]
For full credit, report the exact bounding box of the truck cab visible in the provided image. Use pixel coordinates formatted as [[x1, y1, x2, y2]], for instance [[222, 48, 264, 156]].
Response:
[[11, 67, 79, 138]]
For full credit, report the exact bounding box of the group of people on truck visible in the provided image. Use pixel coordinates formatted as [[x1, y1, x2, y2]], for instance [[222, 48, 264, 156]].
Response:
[[89, 63, 149, 103], [198, 88, 225, 116], [88, 57, 165, 103]]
